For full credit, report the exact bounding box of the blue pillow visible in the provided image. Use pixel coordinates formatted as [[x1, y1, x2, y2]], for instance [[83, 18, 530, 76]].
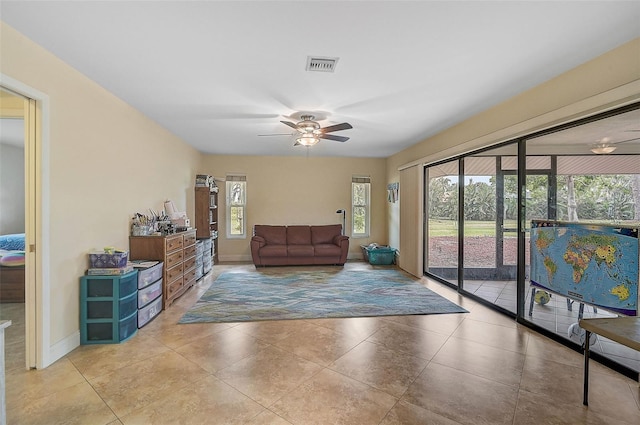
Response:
[[0, 233, 25, 251]]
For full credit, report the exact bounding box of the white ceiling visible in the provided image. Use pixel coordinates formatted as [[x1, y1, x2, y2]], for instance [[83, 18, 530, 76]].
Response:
[[1, 1, 639, 158]]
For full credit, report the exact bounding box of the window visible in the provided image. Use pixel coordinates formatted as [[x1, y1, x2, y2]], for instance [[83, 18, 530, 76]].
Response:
[[226, 175, 246, 238], [352, 176, 370, 237]]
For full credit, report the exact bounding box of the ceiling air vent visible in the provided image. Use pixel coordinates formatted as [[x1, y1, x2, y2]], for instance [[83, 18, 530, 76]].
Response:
[[306, 56, 339, 73]]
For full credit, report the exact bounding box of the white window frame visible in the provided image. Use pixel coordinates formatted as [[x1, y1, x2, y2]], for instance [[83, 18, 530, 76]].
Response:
[[351, 176, 371, 238], [226, 175, 247, 239]]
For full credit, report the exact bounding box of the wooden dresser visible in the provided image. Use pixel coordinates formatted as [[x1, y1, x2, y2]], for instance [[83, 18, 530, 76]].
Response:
[[129, 230, 197, 309]]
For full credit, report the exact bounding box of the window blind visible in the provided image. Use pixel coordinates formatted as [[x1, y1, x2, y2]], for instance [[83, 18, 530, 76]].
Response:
[[226, 175, 247, 182]]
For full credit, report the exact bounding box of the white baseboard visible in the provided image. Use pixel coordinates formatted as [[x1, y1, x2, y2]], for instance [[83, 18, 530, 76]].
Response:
[[219, 254, 366, 262], [218, 254, 252, 263], [44, 331, 79, 368]]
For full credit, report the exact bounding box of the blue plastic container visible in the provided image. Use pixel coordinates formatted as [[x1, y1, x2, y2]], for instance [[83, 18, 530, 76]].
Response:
[[363, 246, 396, 265]]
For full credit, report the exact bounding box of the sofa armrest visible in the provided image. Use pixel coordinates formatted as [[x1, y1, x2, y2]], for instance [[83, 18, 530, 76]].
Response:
[[332, 235, 349, 245], [333, 235, 350, 264], [252, 235, 266, 247], [250, 236, 266, 265]]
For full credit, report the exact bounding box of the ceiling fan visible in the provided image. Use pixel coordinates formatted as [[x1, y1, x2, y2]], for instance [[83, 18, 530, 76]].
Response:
[[590, 135, 640, 154], [260, 115, 353, 147]]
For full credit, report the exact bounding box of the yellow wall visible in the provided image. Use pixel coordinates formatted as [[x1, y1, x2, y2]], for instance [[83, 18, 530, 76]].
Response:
[[388, 38, 640, 174], [1, 22, 201, 359], [199, 155, 387, 260], [386, 38, 640, 269]]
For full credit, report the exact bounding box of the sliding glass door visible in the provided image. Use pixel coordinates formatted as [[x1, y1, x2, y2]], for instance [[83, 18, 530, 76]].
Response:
[[423, 103, 640, 376], [425, 160, 459, 286], [462, 144, 518, 312]]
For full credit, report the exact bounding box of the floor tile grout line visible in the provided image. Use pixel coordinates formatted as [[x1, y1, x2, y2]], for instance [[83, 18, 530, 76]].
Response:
[[73, 358, 122, 424], [110, 372, 216, 423]]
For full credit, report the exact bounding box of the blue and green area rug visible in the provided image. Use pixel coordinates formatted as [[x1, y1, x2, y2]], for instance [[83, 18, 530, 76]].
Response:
[[179, 269, 467, 324]]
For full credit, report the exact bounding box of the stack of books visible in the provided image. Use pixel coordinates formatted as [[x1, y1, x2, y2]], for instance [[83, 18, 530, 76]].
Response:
[[86, 263, 134, 275]]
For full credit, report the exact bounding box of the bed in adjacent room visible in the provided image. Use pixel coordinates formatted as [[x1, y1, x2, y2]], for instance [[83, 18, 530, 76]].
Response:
[[0, 233, 26, 303]]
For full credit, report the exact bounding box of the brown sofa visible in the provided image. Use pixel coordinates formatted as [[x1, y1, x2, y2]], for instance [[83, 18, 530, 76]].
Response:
[[251, 224, 349, 266]]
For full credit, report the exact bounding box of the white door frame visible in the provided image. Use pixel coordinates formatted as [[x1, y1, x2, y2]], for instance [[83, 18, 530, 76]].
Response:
[[1, 74, 51, 369]]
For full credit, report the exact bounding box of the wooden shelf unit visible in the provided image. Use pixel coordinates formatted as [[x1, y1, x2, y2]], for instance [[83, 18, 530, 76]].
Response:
[[195, 184, 218, 265]]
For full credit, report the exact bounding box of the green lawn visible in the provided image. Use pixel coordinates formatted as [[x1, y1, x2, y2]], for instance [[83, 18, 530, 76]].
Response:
[[428, 219, 518, 237]]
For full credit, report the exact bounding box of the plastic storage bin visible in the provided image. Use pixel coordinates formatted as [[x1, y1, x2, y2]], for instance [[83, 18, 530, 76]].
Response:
[[136, 262, 163, 288], [119, 313, 139, 340], [138, 279, 162, 308], [138, 296, 162, 328], [80, 270, 139, 344], [362, 245, 397, 265]]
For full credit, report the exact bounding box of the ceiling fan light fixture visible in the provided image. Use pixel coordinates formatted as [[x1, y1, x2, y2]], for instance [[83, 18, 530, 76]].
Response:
[[299, 115, 320, 133], [297, 134, 320, 147], [590, 145, 617, 154]]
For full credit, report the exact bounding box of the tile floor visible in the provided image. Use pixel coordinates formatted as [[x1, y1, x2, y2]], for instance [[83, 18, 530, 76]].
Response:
[[464, 279, 640, 372], [3, 262, 640, 424]]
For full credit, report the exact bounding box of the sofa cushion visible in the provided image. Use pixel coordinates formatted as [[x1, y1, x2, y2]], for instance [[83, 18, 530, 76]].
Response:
[[287, 245, 314, 257], [311, 224, 342, 245], [259, 245, 288, 257], [314, 244, 342, 257], [287, 226, 311, 245], [255, 225, 287, 245]]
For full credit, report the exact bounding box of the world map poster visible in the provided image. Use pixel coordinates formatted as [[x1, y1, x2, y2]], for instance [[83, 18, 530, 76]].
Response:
[[530, 220, 639, 316]]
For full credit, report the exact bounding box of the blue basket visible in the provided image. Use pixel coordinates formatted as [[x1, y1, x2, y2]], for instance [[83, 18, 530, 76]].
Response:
[[363, 246, 396, 265]]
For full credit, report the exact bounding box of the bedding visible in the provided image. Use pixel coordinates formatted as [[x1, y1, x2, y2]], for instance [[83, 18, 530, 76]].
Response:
[[0, 250, 25, 267], [0, 233, 25, 251], [0, 233, 26, 302]]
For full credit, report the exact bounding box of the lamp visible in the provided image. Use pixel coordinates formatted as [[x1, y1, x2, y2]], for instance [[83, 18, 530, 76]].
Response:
[[296, 134, 320, 147], [590, 144, 617, 154], [336, 209, 346, 235]]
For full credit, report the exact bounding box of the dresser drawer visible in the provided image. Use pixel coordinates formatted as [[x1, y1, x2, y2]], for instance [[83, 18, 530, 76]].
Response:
[[166, 263, 183, 284], [183, 231, 197, 247], [184, 266, 197, 284], [167, 277, 183, 298], [165, 235, 183, 252], [165, 250, 183, 269], [183, 255, 196, 272], [184, 244, 196, 259]]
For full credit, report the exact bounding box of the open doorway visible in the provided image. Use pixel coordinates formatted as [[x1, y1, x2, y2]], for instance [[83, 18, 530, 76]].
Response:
[[0, 87, 27, 371]]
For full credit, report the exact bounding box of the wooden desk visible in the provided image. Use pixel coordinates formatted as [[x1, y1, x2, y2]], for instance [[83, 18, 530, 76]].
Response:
[[579, 317, 640, 406]]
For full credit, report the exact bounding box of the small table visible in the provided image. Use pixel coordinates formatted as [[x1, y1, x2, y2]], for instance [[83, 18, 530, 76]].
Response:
[[1, 320, 11, 425], [579, 317, 640, 406]]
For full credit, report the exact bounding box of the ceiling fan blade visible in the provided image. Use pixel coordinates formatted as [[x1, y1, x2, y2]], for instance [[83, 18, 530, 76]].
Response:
[[320, 134, 349, 142], [320, 122, 353, 133], [614, 137, 640, 144], [280, 121, 300, 130], [293, 141, 301, 146], [258, 133, 295, 137]]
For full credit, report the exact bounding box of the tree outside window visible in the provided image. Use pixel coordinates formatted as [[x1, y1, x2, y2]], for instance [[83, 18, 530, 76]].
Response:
[[226, 176, 246, 238], [352, 176, 370, 237]]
